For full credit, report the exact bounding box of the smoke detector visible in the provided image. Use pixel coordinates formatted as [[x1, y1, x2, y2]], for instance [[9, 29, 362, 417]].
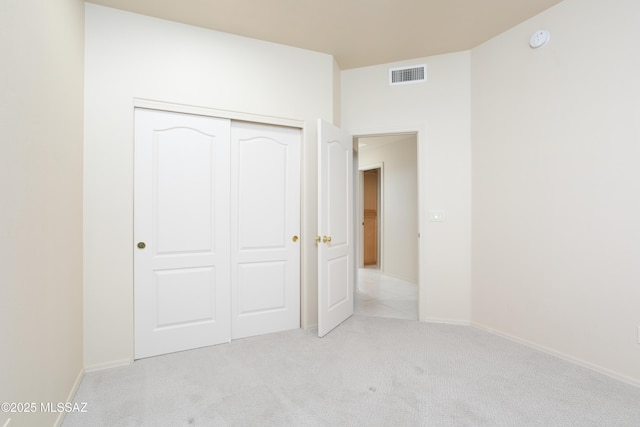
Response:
[[530, 30, 550, 48]]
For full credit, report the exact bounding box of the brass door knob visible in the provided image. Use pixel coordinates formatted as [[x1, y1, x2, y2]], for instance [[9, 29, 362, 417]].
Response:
[[292, 235, 299, 242], [314, 236, 321, 243], [322, 236, 332, 243], [137, 242, 146, 249]]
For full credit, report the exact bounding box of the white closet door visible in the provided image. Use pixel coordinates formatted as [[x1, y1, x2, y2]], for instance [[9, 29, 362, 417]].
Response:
[[230, 122, 301, 339], [134, 109, 231, 359]]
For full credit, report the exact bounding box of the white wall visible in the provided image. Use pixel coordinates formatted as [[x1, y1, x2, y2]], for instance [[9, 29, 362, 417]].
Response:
[[471, 0, 640, 384], [342, 53, 472, 324], [84, 4, 335, 368], [0, 0, 84, 426], [333, 58, 342, 127], [359, 135, 418, 283]]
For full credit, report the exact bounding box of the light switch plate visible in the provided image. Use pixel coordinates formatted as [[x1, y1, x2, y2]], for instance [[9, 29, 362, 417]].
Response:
[[428, 210, 445, 222]]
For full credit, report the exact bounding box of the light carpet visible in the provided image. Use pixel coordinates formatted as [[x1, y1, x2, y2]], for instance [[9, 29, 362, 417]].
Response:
[[63, 315, 640, 426]]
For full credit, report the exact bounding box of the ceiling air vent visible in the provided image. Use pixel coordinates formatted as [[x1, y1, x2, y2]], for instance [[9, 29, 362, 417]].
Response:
[[389, 64, 426, 85]]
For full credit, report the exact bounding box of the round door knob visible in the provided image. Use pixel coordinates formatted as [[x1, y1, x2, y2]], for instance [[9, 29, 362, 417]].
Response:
[[137, 242, 146, 249], [292, 235, 299, 242]]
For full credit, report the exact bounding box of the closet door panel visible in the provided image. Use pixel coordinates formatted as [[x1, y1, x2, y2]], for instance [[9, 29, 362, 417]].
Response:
[[134, 109, 231, 359], [231, 122, 301, 339], [237, 136, 287, 249]]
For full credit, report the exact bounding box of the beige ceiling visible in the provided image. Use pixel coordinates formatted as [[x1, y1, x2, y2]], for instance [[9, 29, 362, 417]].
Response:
[[86, 0, 564, 69]]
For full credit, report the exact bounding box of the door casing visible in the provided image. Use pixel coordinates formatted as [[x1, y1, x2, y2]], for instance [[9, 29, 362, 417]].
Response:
[[352, 129, 422, 319]]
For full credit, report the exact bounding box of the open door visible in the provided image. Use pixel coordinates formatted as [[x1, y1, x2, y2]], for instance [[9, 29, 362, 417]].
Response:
[[317, 119, 354, 337]]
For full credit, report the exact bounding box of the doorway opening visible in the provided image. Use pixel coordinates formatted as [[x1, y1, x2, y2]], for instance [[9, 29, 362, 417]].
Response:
[[354, 133, 418, 320]]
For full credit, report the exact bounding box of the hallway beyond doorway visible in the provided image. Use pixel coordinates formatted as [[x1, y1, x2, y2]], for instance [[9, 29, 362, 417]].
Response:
[[355, 268, 417, 320]]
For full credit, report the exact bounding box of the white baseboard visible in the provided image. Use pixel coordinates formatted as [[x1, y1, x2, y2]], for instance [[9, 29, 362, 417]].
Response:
[[422, 316, 470, 326], [54, 366, 85, 427], [376, 271, 417, 285], [304, 323, 318, 332], [471, 322, 640, 389], [84, 358, 132, 373], [52, 358, 131, 426]]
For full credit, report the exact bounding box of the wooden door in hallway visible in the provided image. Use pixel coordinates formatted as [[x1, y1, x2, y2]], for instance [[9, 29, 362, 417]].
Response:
[[363, 169, 378, 266]]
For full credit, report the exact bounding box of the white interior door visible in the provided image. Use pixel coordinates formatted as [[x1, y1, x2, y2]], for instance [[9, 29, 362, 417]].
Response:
[[317, 119, 354, 337], [230, 122, 301, 339], [134, 109, 231, 359]]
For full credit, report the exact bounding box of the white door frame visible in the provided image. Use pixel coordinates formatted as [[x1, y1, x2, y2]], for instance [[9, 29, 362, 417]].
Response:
[[134, 99, 303, 129], [350, 126, 423, 319]]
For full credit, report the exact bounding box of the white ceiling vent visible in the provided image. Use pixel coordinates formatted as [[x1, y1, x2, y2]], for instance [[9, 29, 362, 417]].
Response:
[[389, 64, 426, 85]]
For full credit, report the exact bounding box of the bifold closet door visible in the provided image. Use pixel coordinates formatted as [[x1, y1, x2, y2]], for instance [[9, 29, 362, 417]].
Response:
[[134, 109, 231, 359], [230, 122, 301, 339]]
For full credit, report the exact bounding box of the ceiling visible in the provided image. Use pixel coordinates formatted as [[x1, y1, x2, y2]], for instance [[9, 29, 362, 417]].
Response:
[[86, 0, 564, 69]]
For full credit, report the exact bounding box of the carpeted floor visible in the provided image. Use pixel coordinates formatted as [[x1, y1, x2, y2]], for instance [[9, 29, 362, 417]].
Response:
[[63, 315, 640, 426]]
